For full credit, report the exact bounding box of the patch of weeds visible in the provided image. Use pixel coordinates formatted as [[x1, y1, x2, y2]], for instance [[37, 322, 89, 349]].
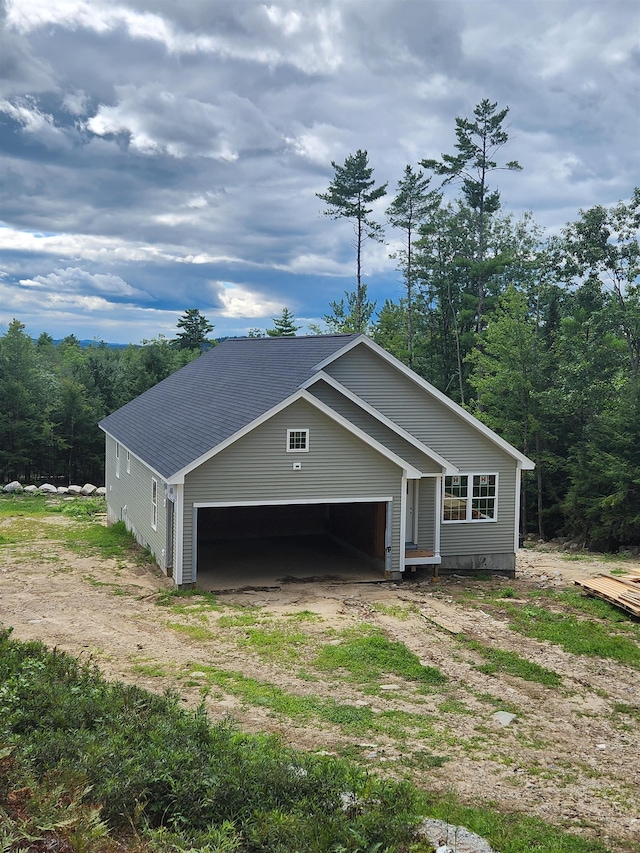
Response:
[[0, 532, 18, 545], [56, 498, 105, 519], [237, 625, 312, 662], [297, 669, 320, 682], [314, 625, 447, 687], [515, 732, 549, 750], [472, 692, 521, 715], [165, 621, 215, 641], [217, 610, 264, 627], [406, 749, 450, 770], [81, 575, 132, 596], [438, 698, 472, 715], [284, 609, 324, 623], [199, 666, 436, 739], [611, 701, 640, 720], [371, 602, 418, 620], [543, 589, 634, 625], [463, 638, 562, 687], [496, 586, 516, 599], [609, 567, 629, 576], [506, 604, 640, 669], [56, 519, 138, 560], [130, 661, 168, 678]]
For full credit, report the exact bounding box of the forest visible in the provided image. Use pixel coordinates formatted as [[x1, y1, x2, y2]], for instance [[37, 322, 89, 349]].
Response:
[[1, 101, 638, 552]]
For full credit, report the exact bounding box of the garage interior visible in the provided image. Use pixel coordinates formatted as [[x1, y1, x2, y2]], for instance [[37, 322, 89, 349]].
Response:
[[195, 501, 388, 588]]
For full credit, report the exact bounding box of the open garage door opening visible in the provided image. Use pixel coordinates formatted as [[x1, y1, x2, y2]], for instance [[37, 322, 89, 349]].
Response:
[[194, 501, 389, 587]]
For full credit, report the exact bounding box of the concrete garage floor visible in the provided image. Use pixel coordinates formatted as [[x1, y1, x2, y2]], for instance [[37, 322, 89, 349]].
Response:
[[195, 534, 386, 591]]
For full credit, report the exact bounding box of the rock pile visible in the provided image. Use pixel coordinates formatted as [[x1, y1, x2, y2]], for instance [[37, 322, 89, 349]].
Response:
[[2, 481, 106, 496]]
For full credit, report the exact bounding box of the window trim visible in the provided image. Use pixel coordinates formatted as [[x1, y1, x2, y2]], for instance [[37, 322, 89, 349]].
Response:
[[286, 428, 309, 453], [115, 442, 120, 479], [442, 472, 498, 523], [126, 449, 131, 474], [151, 478, 158, 530]]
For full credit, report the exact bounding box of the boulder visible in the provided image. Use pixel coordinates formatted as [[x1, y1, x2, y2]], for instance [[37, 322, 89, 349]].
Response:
[[40, 483, 58, 493], [57, 486, 69, 494], [67, 485, 82, 495], [80, 483, 97, 496], [24, 485, 39, 493], [95, 486, 107, 496], [3, 481, 23, 493]]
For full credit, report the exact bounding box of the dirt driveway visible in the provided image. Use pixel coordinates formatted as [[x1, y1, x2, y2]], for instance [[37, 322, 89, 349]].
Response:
[[1, 515, 639, 852]]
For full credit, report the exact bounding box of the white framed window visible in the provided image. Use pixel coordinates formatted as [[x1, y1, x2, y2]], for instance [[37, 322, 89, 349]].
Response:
[[287, 429, 309, 452], [115, 442, 120, 478], [126, 450, 131, 474], [151, 478, 158, 530], [443, 474, 497, 523]]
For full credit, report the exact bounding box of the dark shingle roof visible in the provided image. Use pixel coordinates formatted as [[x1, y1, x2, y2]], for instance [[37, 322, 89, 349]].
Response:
[[99, 334, 359, 479]]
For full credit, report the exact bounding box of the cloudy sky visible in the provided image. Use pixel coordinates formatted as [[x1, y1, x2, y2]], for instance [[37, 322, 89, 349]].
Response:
[[1, 0, 638, 344]]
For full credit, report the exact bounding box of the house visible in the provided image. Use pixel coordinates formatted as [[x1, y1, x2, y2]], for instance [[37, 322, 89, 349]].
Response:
[[99, 334, 534, 587]]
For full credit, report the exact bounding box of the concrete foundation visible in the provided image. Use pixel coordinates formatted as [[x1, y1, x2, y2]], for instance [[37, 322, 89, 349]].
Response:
[[438, 552, 516, 577]]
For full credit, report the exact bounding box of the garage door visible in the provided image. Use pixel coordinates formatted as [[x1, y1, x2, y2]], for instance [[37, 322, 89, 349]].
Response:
[[195, 500, 388, 575]]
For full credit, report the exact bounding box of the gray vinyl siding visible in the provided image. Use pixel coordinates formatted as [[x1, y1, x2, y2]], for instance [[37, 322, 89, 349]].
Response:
[[326, 346, 517, 557], [417, 478, 436, 551], [182, 398, 404, 583], [104, 435, 169, 571], [309, 381, 442, 474]]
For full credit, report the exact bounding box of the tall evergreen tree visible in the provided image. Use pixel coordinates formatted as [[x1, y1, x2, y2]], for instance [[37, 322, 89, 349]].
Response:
[[317, 149, 387, 333], [421, 99, 522, 333], [173, 309, 214, 351], [386, 165, 440, 367]]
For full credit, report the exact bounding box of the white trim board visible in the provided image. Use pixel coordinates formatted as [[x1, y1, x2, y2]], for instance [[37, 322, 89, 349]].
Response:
[[193, 496, 394, 508]]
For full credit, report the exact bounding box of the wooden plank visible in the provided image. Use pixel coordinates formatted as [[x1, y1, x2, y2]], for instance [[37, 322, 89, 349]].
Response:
[[575, 574, 640, 618]]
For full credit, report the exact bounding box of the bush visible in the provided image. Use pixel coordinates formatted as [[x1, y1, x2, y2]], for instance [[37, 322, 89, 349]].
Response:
[[0, 628, 422, 851]]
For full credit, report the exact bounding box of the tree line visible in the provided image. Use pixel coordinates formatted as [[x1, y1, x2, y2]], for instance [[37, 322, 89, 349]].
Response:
[[1, 99, 638, 550], [315, 99, 639, 552]]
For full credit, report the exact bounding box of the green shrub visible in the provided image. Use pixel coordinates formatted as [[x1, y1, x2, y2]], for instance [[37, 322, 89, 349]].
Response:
[[0, 627, 422, 851]]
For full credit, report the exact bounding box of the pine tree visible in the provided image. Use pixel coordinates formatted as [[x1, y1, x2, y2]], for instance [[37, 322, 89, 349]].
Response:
[[387, 165, 440, 367], [317, 149, 387, 333], [266, 307, 301, 337], [421, 99, 522, 333], [173, 309, 214, 351]]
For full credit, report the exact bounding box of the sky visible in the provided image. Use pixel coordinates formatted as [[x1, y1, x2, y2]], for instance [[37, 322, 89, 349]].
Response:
[[1, 0, 639, 344]]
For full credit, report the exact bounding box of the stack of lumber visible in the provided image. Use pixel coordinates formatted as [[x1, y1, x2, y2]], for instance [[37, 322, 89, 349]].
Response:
[[575, 573, 640, 617]]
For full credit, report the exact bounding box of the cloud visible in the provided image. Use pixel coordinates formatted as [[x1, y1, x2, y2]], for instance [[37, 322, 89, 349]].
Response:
[[18, 267, 145, 299], [0, 0, 637, 345], [213, 282, 284, 318], [86, 83, 281, 160]]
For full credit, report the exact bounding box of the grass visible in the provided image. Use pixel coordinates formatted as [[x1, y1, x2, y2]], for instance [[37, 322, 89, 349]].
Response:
[[422, 791, 611, 853], [314, 625, 447, 687], [462, 637, 563, 687], [196, 666, 448, 742], [236, 624, 313, 662], [506, 604, 640, 669], [165, 621, 216, 641]]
